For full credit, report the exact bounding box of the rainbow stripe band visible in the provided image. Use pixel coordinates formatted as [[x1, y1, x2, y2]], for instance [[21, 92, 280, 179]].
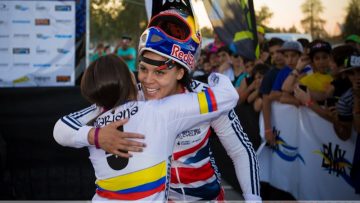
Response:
[[198, 88, 218, 114], [96, 161, 167, 200]]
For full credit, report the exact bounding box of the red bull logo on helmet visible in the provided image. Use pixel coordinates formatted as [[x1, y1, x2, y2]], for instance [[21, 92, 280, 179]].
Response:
[[170, 44, 194, 67]]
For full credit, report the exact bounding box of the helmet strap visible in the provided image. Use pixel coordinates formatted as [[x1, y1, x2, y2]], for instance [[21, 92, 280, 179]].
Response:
[[139, 54, 177, 70]]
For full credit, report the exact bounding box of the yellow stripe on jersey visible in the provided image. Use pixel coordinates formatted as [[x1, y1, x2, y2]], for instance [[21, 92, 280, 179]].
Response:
[[96, 161, 167, 191], [197, 92, 209, 114]]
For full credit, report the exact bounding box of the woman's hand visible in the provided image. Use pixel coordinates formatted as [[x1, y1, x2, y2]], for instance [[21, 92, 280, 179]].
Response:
[[89, 119, 146, 158]]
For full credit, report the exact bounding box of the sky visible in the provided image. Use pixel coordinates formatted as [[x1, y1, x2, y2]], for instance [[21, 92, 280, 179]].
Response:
[[193, 0, 351, 36]]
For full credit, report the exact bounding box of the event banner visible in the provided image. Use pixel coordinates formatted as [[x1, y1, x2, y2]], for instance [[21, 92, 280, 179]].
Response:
[[258, 102, 359, 200], [0, 0, 75, 87]]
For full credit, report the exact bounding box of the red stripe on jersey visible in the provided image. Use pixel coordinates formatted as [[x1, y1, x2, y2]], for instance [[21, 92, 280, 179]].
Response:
[[173, 129, 211, 160], [96, 184, 165, 200], [207, 88, 218, 111], [171, 162, 214, 184]]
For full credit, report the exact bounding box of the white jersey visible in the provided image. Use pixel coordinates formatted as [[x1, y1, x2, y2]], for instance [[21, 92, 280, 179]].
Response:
[[54, 73, 238, 202]]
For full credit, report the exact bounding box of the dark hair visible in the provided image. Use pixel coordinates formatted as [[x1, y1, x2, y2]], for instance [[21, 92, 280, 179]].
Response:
[[251, 63, 270, 76], [297, 38, 310, 48], [81, 54, 137, 110], [268, 37, 284, 48], [217, 46, 231, 54], [331, 45, 359, 67]]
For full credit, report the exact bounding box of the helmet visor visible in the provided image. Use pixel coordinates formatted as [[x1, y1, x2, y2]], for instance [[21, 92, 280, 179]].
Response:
[[148, 11, 191, 41]]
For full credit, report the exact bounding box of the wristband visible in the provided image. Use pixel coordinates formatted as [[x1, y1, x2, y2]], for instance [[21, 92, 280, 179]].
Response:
[[94, 127, 101, 149]]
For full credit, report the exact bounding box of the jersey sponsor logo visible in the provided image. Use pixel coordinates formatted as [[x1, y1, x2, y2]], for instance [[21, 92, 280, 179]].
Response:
[[95, 106, 139, 127], [170, 44, 194, 67]]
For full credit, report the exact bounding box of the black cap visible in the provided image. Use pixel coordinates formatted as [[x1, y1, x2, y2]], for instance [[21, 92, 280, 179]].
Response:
[[309, 40, 332, 59], [122, 35, 132, 40]]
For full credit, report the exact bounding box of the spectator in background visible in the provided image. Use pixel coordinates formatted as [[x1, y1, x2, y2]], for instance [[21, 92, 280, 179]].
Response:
[[217, 46, 234, 82], [259, 37, 285, 145], [246, 64, 270, 112], [115, 35, 137, 72], [270, 41, 304, 106], [237, 58, 256, 104], [205, 33, 225, 53], [345, 34, 360, 51], [294, 45, 359, 140], [90, 43, 105, 62], [231, 52, 247, 87], [297, 38, 310, 54], [103, 45, 111, 55], [283, 40, 333, 103]]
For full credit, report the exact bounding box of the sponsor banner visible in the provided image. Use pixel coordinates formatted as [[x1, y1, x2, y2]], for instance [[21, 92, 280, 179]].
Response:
[[0, 0, 75, 87], [258, 102, 360, 200]]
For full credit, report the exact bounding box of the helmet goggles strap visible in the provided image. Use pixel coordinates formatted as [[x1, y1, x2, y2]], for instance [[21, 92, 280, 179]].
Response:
[[139, 55, 177, 70]]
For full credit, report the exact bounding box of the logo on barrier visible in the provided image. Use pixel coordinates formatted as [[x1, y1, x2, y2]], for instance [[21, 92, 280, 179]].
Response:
[[57, 48, 70, 54], [33, 63, 51, 68], [55, 19, 72, 24], [0, 63, 9, 67], [15, 5, 29, 11], [0, 34, 9, 38], [269, 127, 305, 164], [55, 34, 72, 39], [35, 18, 50, 26], [13, 48, 30, 54], [55, 5, 71, 11], [0, 3, 9, 11], [36, 33, 51, 40], [314, 143, 353, 187], [13, 63, 30, 67], [0, 48, 9, 53], [34, 76, 51, 82], [36, 4, 49, 11], [56, 75, 71, 82], [36, 47, 50, 55], [12, 20, 31, 24], [13, 33, 30, 38], [0, 20, 7, 26], [55, 64, 72, 68]]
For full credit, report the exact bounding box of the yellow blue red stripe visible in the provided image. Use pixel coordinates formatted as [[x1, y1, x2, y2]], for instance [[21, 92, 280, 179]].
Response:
[[198, 89, 218, 114], [96, 161, 166, 200]]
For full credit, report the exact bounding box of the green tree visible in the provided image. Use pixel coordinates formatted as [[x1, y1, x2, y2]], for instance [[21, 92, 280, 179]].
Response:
[[343, 0, 360, 37], [90, 0, 147, 46], [201, 27, 214, 38], [300, 0, 327, 39], [255, 5, 273, 26]]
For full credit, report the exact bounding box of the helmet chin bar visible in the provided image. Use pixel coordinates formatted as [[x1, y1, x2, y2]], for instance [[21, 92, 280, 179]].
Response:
[[139, 54, 177, 70]]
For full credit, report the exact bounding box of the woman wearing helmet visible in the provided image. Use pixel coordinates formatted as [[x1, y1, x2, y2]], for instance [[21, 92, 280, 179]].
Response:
[[53, 8, 261, 202]]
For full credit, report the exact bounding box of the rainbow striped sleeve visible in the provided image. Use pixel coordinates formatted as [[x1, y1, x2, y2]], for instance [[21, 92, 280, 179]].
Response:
[[96, 161, 167, 200], [197, 88, 218, 114]]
